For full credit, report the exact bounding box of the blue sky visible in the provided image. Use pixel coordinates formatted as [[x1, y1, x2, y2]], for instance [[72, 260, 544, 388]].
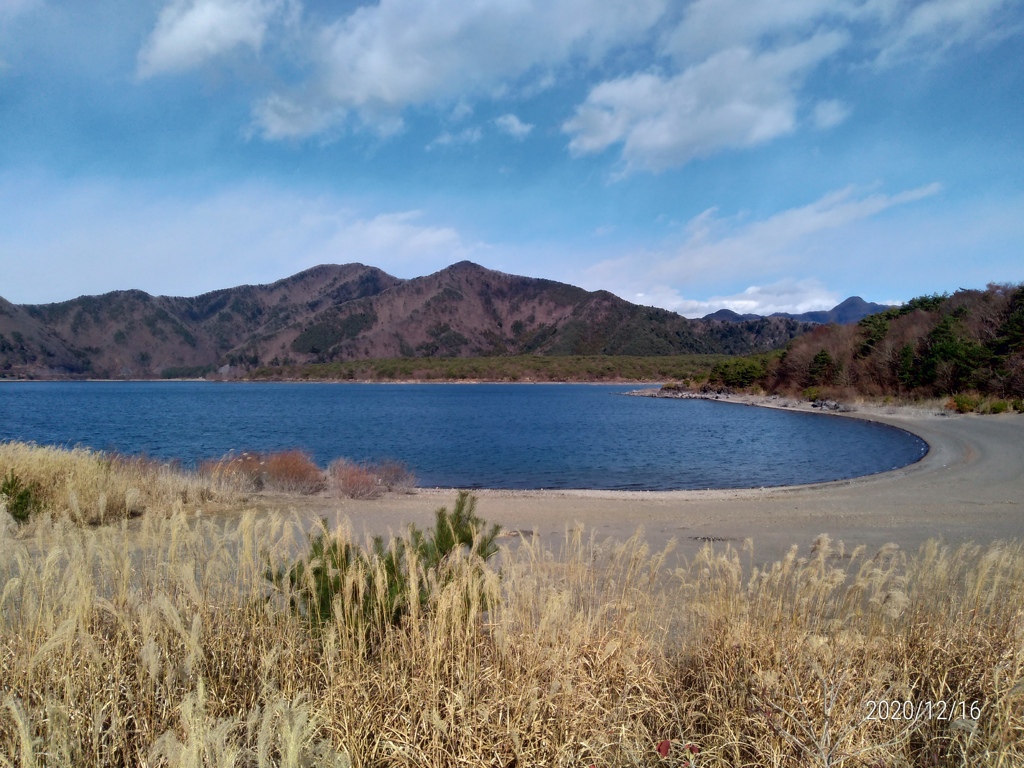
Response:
[[1, 0, 1022, 316]]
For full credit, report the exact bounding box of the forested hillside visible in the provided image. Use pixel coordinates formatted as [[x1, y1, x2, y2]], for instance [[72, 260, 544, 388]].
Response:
[[767, 284, 1024, 399]]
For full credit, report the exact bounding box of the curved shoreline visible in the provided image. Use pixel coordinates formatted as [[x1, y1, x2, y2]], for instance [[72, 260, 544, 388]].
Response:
[[283, 399, 1023, 565], [410, 393, 940, 499]]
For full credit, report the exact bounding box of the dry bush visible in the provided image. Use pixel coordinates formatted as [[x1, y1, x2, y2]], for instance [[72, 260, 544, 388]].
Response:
[[329, 458, 383, 499], [199, 450, 327, 495], [262, 450, 326, 494], [373, 459, 416, 493], [0, 442, 214, 524], [1, 510, 1022, 767], [197, 451, 264, 492], [326, 458, 416, 498]]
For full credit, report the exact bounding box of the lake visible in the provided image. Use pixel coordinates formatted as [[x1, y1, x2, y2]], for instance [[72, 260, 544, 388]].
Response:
[[0, 382, 927, 490]]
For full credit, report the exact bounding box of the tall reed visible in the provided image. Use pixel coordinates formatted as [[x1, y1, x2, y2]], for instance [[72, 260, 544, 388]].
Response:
[[0, 443, 214, 525], [1, 510, 1021, 766]]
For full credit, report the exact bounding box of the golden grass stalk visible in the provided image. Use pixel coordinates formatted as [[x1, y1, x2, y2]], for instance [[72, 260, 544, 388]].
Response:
[[1, 506, 1022, 766], [0, 442, 215, 525]]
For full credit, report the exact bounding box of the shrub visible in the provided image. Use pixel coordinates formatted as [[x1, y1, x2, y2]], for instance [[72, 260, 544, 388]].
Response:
[[328, 459, 382, 499], [269, 491, 500, 632], [374, 459, 416, 492], [262, 450, 326, 494], [802, 386, 823, 402], [326, 458, 416, 498], [199, 450, 326, 494], [1013, 398, 1024, 413], [710, 357, 766, 388], [198, 451, 264, 491], [988, 400, 1009, 414], [1, 470, 38, 522], [946, 393, 983, 413]]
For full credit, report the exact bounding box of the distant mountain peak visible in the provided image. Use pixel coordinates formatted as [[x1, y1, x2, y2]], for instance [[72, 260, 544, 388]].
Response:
[[702, 296, 895, 325]]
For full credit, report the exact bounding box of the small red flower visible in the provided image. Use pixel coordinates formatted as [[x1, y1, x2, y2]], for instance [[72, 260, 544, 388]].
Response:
[[656, 739, 671, 757], [686, 743, 700, 754]]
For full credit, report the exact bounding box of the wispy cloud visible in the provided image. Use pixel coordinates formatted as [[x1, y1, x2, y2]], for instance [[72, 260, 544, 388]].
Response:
[[875, 0, 1022, 66], [812, 99, 851, 129], [584, 182, 943, 311], [426, 126, 483, 150], [0, 175, 484, 303], [137, 0, 286, 78]]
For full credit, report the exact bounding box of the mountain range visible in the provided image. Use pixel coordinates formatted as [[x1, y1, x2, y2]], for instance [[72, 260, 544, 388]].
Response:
[[701, 296, 895, 324], [0, 262, 882, 379]]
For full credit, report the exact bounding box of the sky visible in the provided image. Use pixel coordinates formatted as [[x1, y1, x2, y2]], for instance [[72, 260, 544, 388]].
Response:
[[1, 0, 1022, 317]]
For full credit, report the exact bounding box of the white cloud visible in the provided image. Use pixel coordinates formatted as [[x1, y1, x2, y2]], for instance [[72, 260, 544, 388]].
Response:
[[564, 32, 847, 173], [583, 182, 942, 310], [812, 99, 851, 129], [662, 0, 853, 61], [426, 126, 482, 150], [564, 0, 1020, 172], [252, 0, 668, 137], [664, 0, 1020, 67], [877, 0, 1021, 65], [138, 0, 284, 78], [0, 176, 483, 303], [494, 113, 534, 140]]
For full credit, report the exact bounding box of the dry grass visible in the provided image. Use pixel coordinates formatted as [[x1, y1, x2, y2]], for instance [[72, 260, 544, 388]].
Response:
[[0, 442, 214, 525], [1, 506, 1022, 767]]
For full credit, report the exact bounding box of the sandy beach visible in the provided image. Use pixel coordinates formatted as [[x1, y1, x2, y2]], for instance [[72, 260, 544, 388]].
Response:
[[246, 397, 1024, 565]]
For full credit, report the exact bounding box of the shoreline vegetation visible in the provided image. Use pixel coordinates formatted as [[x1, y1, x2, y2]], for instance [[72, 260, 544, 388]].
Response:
[[0, 443, 419, 525], [245, 353, 747, 384]]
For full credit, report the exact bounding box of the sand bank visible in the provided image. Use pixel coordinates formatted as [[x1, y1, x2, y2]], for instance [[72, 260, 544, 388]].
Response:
[[253, 400, 1024, 565]]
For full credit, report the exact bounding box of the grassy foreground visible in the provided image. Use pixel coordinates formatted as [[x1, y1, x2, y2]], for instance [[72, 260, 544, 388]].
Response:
[[2, 497, 1023, 766]]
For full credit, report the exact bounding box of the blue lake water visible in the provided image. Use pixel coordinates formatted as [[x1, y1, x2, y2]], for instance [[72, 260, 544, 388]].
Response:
[[0, 382, 927, 490]]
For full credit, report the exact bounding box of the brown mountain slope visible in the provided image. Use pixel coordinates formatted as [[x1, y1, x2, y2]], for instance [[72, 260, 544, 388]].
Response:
[[1, 262, 814, 379], [9, 264, 397, 378], [0, 297, 91, 376]]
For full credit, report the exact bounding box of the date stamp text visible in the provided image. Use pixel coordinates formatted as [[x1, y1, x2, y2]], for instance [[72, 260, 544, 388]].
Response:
[[864, 699, 982, 722]]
